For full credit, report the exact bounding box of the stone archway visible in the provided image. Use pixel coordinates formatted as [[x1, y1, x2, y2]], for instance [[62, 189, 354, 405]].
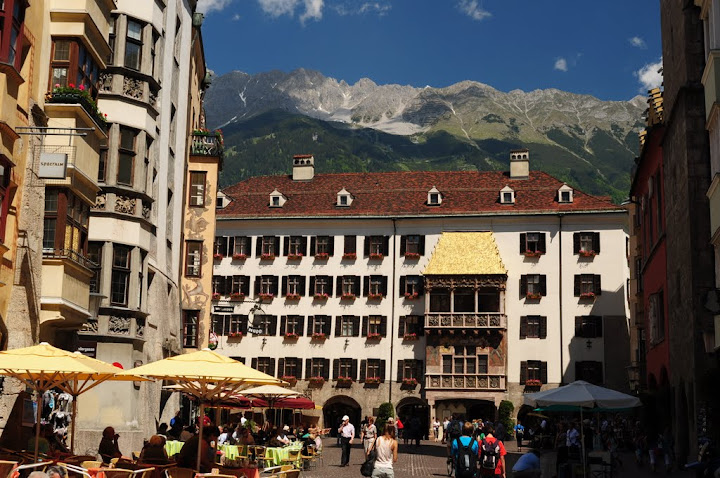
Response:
[[324, 395, 361, 438], [397, 397, 429, 441]]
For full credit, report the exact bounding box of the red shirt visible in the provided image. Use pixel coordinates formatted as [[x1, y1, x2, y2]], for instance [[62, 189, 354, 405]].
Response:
[[480, 436, 507, 475], [396, 419, 404, 429]]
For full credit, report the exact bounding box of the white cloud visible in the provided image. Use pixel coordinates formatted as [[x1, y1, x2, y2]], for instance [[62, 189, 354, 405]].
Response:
[[554, 58, 568, 72], [629, 36, 647, 49], [300, 0, 324, 24], [335, 2, 391, 16], [197, 0, 234, 13], [258, 0, 299, 17], [635, 59, 663, 92], [458, 0, 491, 21], [232, 13, 242, 20]]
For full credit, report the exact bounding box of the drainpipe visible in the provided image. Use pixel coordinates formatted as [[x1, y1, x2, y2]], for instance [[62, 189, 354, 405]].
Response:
[[558, 214, 565, 385], [389, 218, 398, 403]]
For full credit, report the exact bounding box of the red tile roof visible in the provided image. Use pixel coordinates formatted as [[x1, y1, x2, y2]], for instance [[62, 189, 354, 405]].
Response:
[[218, 170, 623, 218]]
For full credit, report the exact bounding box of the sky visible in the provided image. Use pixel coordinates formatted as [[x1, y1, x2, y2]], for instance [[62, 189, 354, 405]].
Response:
[[198, 0, 663, 101]]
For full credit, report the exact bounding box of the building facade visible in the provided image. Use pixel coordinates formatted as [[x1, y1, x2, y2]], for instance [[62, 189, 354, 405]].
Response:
[[204, 152, 631, 430]]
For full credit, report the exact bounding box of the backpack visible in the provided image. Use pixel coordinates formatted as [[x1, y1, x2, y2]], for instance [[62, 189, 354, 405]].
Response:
[[449, 420, 463, 438], [455, 438, 477, 478], [480, 438, 501, 471]]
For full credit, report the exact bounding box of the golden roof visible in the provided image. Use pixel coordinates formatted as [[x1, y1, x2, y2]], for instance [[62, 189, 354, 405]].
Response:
[[424, 232, 506, 275]]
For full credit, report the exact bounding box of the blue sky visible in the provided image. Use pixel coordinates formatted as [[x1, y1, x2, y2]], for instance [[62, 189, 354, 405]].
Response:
[[198, 0, 662, 101]]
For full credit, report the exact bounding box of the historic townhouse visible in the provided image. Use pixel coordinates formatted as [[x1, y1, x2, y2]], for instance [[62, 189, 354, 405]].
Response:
[[202, 152, 630, 430]]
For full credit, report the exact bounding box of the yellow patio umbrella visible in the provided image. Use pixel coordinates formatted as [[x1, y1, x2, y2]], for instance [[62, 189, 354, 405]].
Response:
[[0, 342, 144, 461], [118, 349, 283, 471]]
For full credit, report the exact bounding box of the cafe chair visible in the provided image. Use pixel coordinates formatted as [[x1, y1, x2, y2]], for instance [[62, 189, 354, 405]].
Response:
[[0, 460, 18, 478], [299, 449, 314, 471], [104, 468, 135, 478], [252, 447, 267, 469], [80, 461, 103, 469], [280, 450, 299, 468], [59, 463, 93, 478], [165, 467, 195, 478], [17, 462, 55, 473], [130, 467, 156, 478]]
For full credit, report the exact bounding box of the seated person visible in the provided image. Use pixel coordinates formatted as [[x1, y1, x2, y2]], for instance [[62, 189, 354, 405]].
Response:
[[139, 435, 170, 464], [266, 428, 285, 448], [177, 426, 219, 473], [48, 430, 69, 455], [277, 426, 291, 445], [313, 433, 322, 452], [237, 427, 255, 446], [512, 449, 542, 478], [179, 426, 195, 442], [99, 427, 123, 464]]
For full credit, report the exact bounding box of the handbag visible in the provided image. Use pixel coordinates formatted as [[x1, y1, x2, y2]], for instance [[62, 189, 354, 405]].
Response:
[[360, 438, 377, 477]]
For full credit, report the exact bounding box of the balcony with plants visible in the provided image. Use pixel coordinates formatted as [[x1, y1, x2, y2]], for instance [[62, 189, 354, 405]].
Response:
[[46, 84, 108, 131], [191, 129, 224, 158]]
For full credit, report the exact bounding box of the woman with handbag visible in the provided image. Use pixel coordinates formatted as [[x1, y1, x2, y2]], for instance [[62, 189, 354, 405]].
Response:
[[371, 418, 398, 478], [362, 417, 378, 456]]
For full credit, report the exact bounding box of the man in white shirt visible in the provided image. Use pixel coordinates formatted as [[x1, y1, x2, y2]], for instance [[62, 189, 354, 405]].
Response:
[[338, 415, 355, 467], [566, 422, 580, 451]]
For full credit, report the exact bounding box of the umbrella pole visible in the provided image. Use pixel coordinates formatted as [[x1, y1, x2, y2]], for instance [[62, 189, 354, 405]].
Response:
[[196, 402, 205, 473], [34, 389, 42, 462], [71, 395, 78, 454], [581, 408, 586, 478]]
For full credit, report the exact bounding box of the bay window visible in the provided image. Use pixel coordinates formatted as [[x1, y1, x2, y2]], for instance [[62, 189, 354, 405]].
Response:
[[111, 245, 131, 306], [49, 38, 100, 97], [125, 19, 143, 71], [117, 127, 138, 186], [42, 188, 90, 264]]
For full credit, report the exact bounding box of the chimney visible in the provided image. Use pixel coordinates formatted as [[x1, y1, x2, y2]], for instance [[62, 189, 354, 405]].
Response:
[[292, 154, 315, 181], [509, 148, 529, 179]]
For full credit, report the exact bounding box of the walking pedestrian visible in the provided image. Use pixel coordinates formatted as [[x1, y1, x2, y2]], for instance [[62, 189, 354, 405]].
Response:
[[514, 421, 525, 449], [361, 417, 377, 456], [433, 417, 441, 442], [338, 415, 355, 467], [372, 418, 398, 478], [396, 417, 404, 442], [479, 425, 507, 478]]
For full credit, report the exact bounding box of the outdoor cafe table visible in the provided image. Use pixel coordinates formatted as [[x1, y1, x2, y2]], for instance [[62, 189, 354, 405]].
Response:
[[165, 440, 184, 456], [218, 444, 246, 460], [263, 443, 302, 467]]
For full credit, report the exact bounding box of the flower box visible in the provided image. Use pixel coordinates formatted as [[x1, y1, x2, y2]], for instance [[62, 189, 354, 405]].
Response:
[[524, 251, 543, 257], [258, 293, 275, 301], [260, 253, 275, 260], [525, 379, 542, 387], [579, 250, 597, 258], [287, 253, 303, 260], [341, 293, 356, 300], [364, 377, 381, 385], [342, 253, 357, 260], [211, 293, 221, 301], [314, 252, 329, 260], [367, 293, 384, 300], [230, 293, 245, 301], [46, 85, 108, 129], [313, 293, 329, 300], [403, 333, 418, 341], [285, 293, 301, 300], [284, 332, 299, 339], [232, 253, 248, 260], [580, 292, 596, 299], [404, 292, 420, 300], [404, 252, 421, 259], [526, 292, 542, 300], [308, 376, 325, 386], [311, 332, 327, 340], [369, 253, 384, 260], [282, 375, 297, 385], [228, 332, 243, 339], [336, 376, 353, 387], [402, 378, 418, 386], [366, 333, 382, 340], [213, 253, 224, 260]]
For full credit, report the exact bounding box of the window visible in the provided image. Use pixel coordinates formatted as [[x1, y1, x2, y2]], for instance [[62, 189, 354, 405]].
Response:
[[573, 274, 601, 297], [110, 245, 131, 305], [558, 185, 574, 203], [0, 0, 27, 70], [182, 310, 198, 348], [338, 275, 360, 296], [97, 149, 108, 183], [338, 194, 348, 206], [256, 276, 278, 296], [575, 361, 603, 385], [366, 236, 386, 256], [427, 187, 442, 205], [233, 236, 250, 256], [573, 232, 600, 255], [213, 236, 228, 257], [344, 235, 356, 254], [333, 358, 356, 380], [575, 316, 603, 338], [282, 315, 304, 336], [336, 316, 358, 337], [43, 190, 58, 250], [253, 315, 276, 336], [364, 275, 386, 297], [257, 236, 279, 257], [189, 171, 206, 207], [649, 291, 665, 345], [125, 19, 143, 70], [282, 275, 305, 296], [451, 346, 487, 374], [311, 275, 333, 296], [50, 38, 100, 97], [308, 358, 329, 380], [368, 316, 382, 335], [478, 288, 500, 312], [454, 288, 475, 312], [285, 236, 306, 256], [310, 315, 331, 336], [212, 314, 228, 336], [401, 235, 424, 256], [279, 357, 302, 378], [520, 232, 546, 254], [212, 314, 246, 336], [364, 359, 382, 380], [0, 156, 12, 242], [271, 196, 280, 207], [560, 191, 571, 202], [399, 315, 424, 337], [429, 290, 451, 312], [500, 187, 515, 204], [520, 360, 547, 384], [310, 236, 333, 256], [399, 359, 423, 380], [88, 242, 102, 293], [520, 316, 547, 339], [184, 241, 202, 277], [212, 276, 230, 295], [231, 276, 249, 296], [42, 189, 90, 264], [521, 274, 546, 297], [108, 16, 116, 64], [400, 276, 423, 297], [117, 127, 138, 186], [253, 357, 275, 376]]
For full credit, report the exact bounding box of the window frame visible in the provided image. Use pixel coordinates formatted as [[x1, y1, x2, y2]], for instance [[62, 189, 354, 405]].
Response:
[[233, 236, 250, 256], [182, 310, 198, 348], [117, 127, 138, 187], [0, 156, 12, 242], [49, 37, 100, 98], [189, 171, 206, 207], [125, 18, 144, 71], [42, 188, 90, 265], [340, 316, 354, 337], [184, 240, 202, 277], [369, 236, 383, 255], [110, 245, 131, 306]]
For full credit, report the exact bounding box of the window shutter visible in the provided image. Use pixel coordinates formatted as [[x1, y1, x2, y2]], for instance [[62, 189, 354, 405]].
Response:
[[280, 316, 286, 336], [593, 232, 601, 253], [398, 317, 406, 338], [353, 277, 361, 296], [281, 277, 288, 296], [335, 316, 341, 337], [270, 316, 278, 335], [363, 236, 370, 257], [297, 316, 305, 336], [353, 316, 361, 337], [400, 236, 407, 256], [419, 236, 425, 255], [539, 233, 546, 253], [380, 316, 387, 337], [307, 316, 314, 335], [310, 237, 316, 256], [539, 317, 547, 339], [228, 237, 235, 256], [399, 277, 406, 297], [278, 358, 285, 377], [328, 236, 335, 256], [596, 316, 603, 337], [351, 359, 358, 381], [419, 316, 425, 336], [299, 277, 306, 296], [322, 359, 330, 380], [520, 361, 528, 383], [327, 276, 334, 296], [415, 360, 423, 379], [256, 237, 262, 257], [333, 359, 340, 380], [381, 276, 388, 296], [380, 360, 386, 382], [323, 317, 331, 336], [520, 233, 527, 253], [363, 276, 370, 297], [360, 360, 366, 382], [241, 277, 250, 296], [540, 361, 548, 384], [383, 236, 390, 256], [575, 316, 583, 337], [520, 276, 527, 296], [251, 358, 258, 370], [594, 275, 602, 295], [254, 277, 260, 296], [540, 275, 547, 296], [308, 276, 315, 296], [520, 316, 528, 339], [573, 233, 580, 254], [397, 360, 403, 382], [297, 358, 303, 378], [273, 236, 280, 254], [345, 235, 356, 254], [301, 237, 308, 256], [271, 277, 279, 296], [283, 237, 289, 256], [362, 317, 368, 337], [305, 359, 312, 379], [336, 276, 342, 296], [574, 275, 581, 296]]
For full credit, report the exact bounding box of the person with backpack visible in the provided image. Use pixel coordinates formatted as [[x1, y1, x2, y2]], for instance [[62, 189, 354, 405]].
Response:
[[452, 422, 479, 478], [446, 414, 464, 458], [480, 425, 507, 478], [514, 421, 525, 449]]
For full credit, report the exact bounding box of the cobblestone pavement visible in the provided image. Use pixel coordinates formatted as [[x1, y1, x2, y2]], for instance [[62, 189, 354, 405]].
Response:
[[301, 439, 695, 478]]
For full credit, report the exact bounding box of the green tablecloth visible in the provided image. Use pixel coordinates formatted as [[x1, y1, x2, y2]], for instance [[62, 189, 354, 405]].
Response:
[[219, 444, 247, 460], [165, 440, 184, 456], [263, 444, 302, 467]]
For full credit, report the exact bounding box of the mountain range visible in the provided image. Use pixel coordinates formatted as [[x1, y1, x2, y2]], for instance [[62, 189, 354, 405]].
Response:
[[204, 69, 646, 203]]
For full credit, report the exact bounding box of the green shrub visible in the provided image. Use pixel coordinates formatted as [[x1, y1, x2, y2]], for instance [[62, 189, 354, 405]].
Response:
[[498, 400, 515, 437], [376, 402, 395, 434]]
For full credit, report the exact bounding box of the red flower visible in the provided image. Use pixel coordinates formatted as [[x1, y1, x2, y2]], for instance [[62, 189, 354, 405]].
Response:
[[69, 83, 75, 88]]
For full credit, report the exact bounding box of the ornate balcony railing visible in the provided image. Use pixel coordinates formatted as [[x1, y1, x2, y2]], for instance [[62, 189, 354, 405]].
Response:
[[191, 131, 224, 157], [79, 316, 145, 340], [425, 312, 506, 329], [43, 248, 97, 271], [425, 373, 506, 391]]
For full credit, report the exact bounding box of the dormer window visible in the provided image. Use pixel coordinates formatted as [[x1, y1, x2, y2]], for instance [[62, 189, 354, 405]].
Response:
[[558, 184, 574, 203], [500, 186, 515, 204], [269, 189, 287, 208], [216, 191, 230, 209], [427, 186, 442, 206], [336, 188, 353, 207]]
